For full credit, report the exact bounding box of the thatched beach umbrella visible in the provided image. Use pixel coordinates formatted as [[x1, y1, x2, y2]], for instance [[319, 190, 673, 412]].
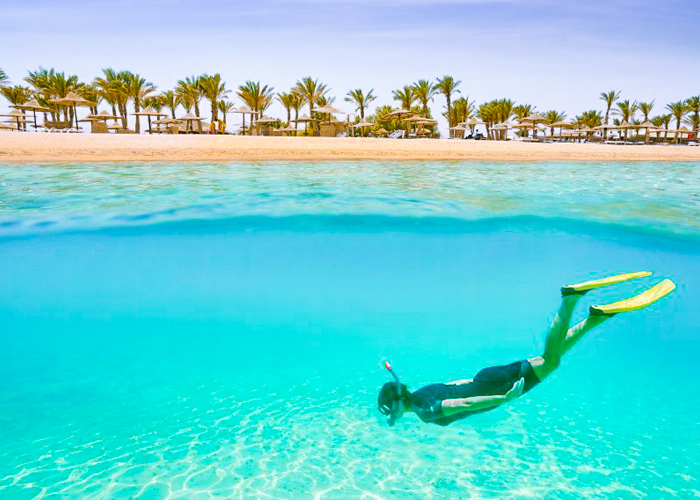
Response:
[[314, 104, 344, 124], [107, 123, 124, 132], [12, 99, 52, 129], [232, 106, 255, 134], [380, 109, 415, 122], [278, 123, 298, 136], [2, 110, 30, 130], [49, 91, 95, 129], [375, 127, 389, 137], [353, 118, 373, 136], [292, 114, 316, 135], [179, 112, 203, 132], [134, 106, 167, 133]]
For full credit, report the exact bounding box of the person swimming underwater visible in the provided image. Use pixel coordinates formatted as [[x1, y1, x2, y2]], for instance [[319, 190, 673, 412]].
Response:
[[378, 272, 676, 427]]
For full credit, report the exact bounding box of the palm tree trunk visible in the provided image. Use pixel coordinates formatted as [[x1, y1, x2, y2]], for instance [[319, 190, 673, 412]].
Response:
[[211, 98, 217, 122], [195, 101, 200, 118], [446, 96, 452, 137], [134, 101, 141, 134]]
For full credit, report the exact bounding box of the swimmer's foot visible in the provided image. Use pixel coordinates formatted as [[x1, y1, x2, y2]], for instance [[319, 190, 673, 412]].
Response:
[[589, 279, 676, 316], [561, 271, 652, 297]]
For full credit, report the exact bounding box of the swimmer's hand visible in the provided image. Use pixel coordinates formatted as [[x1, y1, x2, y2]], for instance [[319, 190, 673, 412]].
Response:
[[505, 378, 525, 401]]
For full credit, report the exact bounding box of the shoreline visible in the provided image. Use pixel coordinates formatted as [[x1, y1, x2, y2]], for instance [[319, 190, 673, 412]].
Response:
[[1, 133, 700, 162]]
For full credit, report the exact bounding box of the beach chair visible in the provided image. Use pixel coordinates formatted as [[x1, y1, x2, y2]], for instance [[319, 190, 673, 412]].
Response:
[[387, 130, 405, 139]]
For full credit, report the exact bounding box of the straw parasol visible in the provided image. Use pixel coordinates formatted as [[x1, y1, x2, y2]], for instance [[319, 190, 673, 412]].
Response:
[[107, 123, 124, 132], [292, 114, 316, 135], [353, 118, 373, 136], [380, 109, 415, 122], [278, 123, 298, 135], [315, 104, 344, 124], [253, 115, 278, 135], [49, 91, 95, 129], [232, 106, 254, 134], [179, 112, 203, 132], [518, 115, 547, 139], [86, 110, 121, 120], [375, 127, 389, 136], [2, 110, 30, 130], [0, 123, 16, 130], [134, 106, 167, 133], [12, 99, 53, 129]]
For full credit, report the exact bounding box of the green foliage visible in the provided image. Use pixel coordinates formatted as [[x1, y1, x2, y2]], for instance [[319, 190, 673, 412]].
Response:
[[237, 81, 275, 115], [345, 88, 376, 119], [199, 74, 230, 121], [575, 110, 602, 128], [0, 68, 9, 87], [176, 76, 202, 117], [0, 85, 31, 105], [392, 86, 415, 111], [638, 101, 654, 121], [411, 79, 436, 116]]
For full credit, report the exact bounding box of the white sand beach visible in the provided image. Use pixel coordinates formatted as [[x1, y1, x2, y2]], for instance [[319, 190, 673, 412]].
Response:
[[1, 133, 700, 162]]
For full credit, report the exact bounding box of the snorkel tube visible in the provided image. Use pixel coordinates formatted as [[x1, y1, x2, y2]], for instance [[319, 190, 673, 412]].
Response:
[[384, 361, 402, 426]]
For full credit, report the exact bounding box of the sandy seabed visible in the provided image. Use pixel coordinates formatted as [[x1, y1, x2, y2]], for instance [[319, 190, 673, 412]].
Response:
[[1, 132, 700, 162]]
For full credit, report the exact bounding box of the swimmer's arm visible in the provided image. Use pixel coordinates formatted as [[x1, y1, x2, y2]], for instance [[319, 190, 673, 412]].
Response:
[[444, 378, 473, 386], [441, 378, 525, 416]]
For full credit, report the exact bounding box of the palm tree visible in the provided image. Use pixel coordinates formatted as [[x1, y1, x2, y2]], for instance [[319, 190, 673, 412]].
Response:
[[277, 92, 295, 125], [159, 90, 179, 119], [293, 77, 328, 134], [666, 100, 689, 143], [293, 77, 328, 116], [615, 100, 638, 140], [451, 96, 475, 125], [344, 88, 376, 120], [237, 80, 275, 125], [291, 91, 303, 131], [176, 76, 203, 117], [218, 100, 235, 125], [1, 86, 31, 129], [544, 110, 566, 137], [685, 96, 700, 139], [575, 110, 602, 129], [600, 90, 621, 138], [477, 99, 515, 140], [435, 75, 461, 133], [199, 74, 229, 122], [124, 73, 156, 133], [638, 101, 654, 122], [392, 86, 416, 111], [0, 68, 9, 87], [143, 96, 164, 113], [411, 79, 436, 116], [94, 69, 130, 126]]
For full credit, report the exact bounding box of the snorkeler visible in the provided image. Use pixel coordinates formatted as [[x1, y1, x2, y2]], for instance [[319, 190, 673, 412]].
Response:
[[378, 272, 676, 427]]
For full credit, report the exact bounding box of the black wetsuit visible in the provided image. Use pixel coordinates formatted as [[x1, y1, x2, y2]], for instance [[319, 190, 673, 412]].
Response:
[[409, 360, 541, 427]]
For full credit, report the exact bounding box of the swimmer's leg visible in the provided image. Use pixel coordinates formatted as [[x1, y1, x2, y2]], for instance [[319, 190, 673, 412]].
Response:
[[528, 294, 581, 381]]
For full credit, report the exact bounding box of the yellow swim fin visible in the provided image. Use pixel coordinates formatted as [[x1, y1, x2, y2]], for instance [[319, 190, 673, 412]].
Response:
[[561, 271, 652, 296], [589, 279, 676, 316]]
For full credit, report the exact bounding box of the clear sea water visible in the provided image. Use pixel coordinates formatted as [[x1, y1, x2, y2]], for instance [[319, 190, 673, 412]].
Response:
[[0, 161, 698, 499]]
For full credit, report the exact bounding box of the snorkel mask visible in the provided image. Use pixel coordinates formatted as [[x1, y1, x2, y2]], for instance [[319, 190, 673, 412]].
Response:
[[379, 361, 403, 426]]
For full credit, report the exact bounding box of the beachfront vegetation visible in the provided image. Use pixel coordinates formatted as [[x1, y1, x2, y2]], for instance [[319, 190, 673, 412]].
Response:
[[435, 76, 461, 132], [345, 89, 376, 120], [0, 66, 698, 140]]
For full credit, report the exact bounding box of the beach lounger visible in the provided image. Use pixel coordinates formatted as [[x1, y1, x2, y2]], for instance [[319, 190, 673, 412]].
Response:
[[388, 130, 405, 139]]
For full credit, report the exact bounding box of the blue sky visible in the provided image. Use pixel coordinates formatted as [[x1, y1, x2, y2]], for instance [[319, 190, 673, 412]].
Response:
[[1, 0, 698, 132]]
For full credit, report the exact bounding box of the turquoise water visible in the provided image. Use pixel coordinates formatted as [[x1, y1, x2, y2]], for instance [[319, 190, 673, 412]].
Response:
[[1, 161, 699, 499]]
